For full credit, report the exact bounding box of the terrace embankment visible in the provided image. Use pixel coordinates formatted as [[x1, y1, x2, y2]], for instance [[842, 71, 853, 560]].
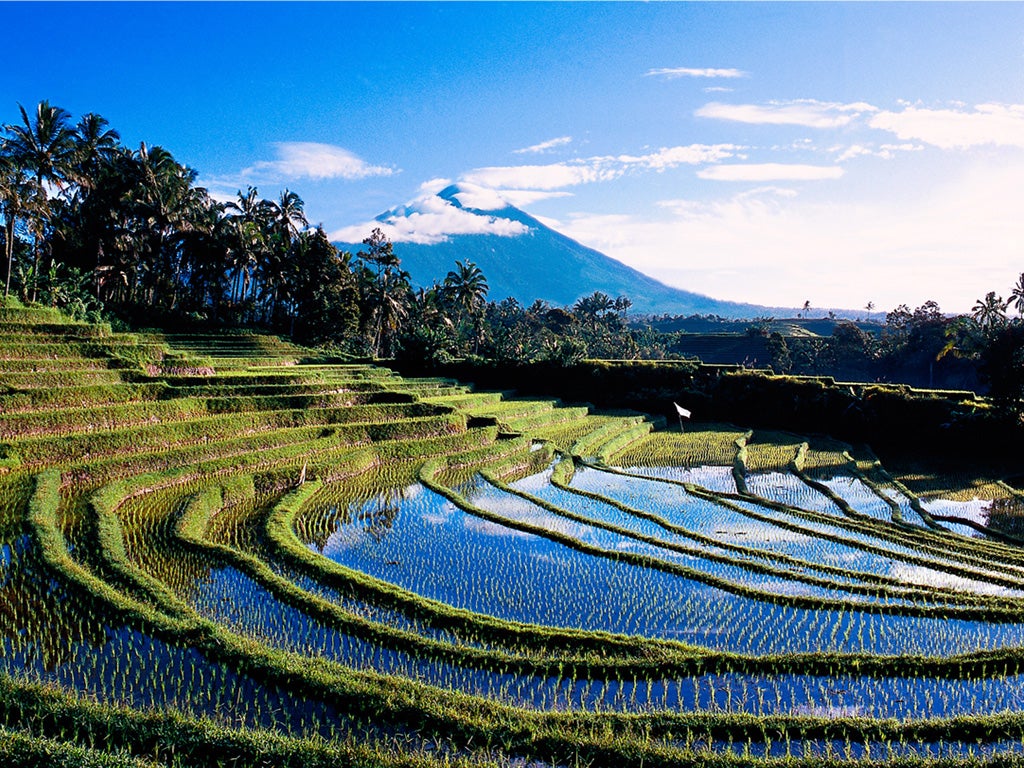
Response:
[[8, 301, 1024, 767], [390, 358, 1024, 470]]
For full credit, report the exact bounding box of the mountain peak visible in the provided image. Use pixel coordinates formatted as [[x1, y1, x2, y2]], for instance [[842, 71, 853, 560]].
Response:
[[335, 183, 765, 318], [436, 182, 513, 213]]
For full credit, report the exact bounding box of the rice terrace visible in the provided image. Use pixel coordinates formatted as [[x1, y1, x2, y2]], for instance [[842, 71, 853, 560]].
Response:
[[3, 299, 1024, 767], [6, 3, 1024, 765]]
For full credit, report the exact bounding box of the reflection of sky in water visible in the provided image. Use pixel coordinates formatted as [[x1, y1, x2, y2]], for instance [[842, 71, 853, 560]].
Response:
[[313, 476, 1024, 657], [818, 475, 895, 520], [570, 468, 1023, 597], [22, 569, 1018, 721], [878, 485, 930, 527], [623, 465, 736, 493], [500, 472, 889, 601], [319, 484, 424, 556], [924, 497, 990, 525]]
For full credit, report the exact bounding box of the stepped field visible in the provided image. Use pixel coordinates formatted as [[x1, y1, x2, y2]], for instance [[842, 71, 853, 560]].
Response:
[[3, 304, 1024, 766]]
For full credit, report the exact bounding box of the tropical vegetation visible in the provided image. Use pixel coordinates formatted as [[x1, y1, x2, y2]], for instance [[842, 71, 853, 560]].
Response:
[[5, 99, 1024, 768], [5, 100, 1024, 409]]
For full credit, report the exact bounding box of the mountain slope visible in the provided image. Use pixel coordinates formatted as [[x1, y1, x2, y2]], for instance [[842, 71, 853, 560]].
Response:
[[336, 184, 767, 318]]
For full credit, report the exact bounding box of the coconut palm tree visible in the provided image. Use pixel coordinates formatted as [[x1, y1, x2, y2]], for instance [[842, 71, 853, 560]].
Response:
[[259, 189, 308, 324], [1010, 273, 1024, 319], [369, 266, 411, 358], [0, 149, 36, 300], [4, 101, 77, 300], [270, 189, 308, 244], [443, 259, 489, 341], [117, 143, 211, 310], [5, 101, 77, 193], [222, 186, 270, 311], [440, 260, 487, 354], [70, 112, 120, 195], [972, 291, 1008, 330]]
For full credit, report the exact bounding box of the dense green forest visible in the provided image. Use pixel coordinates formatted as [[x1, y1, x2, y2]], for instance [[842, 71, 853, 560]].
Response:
[[3, 100, 1024, 402]]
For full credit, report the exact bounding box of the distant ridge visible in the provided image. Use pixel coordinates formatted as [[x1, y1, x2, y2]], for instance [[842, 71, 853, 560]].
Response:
[[336, 183, 770, 318]]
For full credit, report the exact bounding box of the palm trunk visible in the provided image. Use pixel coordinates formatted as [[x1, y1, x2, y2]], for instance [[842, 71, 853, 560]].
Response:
[[3, 216, 13, 301], [29, 236, 39, 304]]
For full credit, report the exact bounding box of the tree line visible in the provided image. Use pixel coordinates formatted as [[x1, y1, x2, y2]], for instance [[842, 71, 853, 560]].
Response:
[[759, 291, 1024, 401], [2, 100, 1022, 402], [0, 100, 641, 360]]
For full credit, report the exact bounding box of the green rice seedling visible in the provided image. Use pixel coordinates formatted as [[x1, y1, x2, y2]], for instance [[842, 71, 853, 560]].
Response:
[[9, 407, 466, 469], [744, 431, 806, 473], [1, 356, 119, 373], [0, 370, 131, 390], [0, 382, 171, 415], [528, 414, 623, 452], [592, 422, 655, 465], [0, 728, 163, 767], [613, 424, 748, 468]]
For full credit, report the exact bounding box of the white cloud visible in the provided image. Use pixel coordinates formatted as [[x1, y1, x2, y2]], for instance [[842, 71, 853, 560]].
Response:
[[531, 214, 564, 231], [328, 190, 529, 245], [646, 67, 747, 79], [617, 144, 742, 170], [414, 181, 573, 211], [499, 189, 573, 207], [556, 160, 1024, 313], [449, 185, 509, 211], [869, 103, 1024, 149], [833, 143, 923, 163], [698, 163, 844, 181], [697, 100, 877, 129], [514, 136, 573, 154], [201, 184, 241, 205], [418, 177, 453, 194], [462, 144, 742, 192], [463, 163, 613, 191], [243, 142, 396, 181]]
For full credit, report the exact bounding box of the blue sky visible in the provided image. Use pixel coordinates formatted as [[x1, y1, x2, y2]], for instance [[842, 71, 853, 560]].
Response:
[[5, 2, 1024, 313]]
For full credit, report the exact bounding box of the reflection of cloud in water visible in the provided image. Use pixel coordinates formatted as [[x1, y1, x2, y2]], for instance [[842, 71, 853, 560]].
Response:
[[622, 465, 735, 492], [320, 527, 367, 556], [888, 563, 1024, 597], [401, 483, 424, 500], [711, 522, 810, 545], [531, 552, 565, 565], [421, 511, 451, 525], [462, 517, 533, 539], [829, 551, 870, 565], [923, 498, 990, 526], [734, 579, 820, 598], [664, 626, 729, 638], [421, 501, 455, 526], [472, 495, 592, 539]]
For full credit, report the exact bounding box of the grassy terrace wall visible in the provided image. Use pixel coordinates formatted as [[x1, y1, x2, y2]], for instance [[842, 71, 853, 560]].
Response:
[[6, 303, 1024, 767], [391, 358, 1019, 463]]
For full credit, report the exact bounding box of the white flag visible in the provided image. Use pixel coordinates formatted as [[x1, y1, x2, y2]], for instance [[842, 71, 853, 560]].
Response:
[[673, 402, 691, 419]]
